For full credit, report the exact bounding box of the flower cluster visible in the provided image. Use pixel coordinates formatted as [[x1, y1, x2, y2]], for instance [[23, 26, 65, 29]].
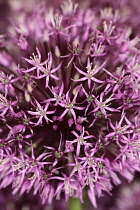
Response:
[[0, 0, 140, 208]]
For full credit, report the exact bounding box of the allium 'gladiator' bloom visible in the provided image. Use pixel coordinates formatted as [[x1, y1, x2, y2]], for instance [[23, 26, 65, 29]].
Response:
[[0, 0, 140, 208]]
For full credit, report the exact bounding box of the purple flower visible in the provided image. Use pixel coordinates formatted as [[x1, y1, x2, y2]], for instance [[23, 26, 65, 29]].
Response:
[[73, 59, 105, 88], [0, 0, 140, 208]]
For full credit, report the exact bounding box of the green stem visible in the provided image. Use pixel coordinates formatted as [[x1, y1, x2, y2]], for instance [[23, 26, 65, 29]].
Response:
[[68, 198, 83, 210]]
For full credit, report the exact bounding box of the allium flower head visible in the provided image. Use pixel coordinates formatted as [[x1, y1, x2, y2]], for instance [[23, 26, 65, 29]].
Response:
[[0, 0, 140, 208]]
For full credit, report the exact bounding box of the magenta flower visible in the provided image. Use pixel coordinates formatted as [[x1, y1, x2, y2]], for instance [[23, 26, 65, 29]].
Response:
[[27, 98, 55, 126], [73, 58, 105, 88], [58, 86, 85, 122], [0, 0, 140, 209], [70, 127, 93, 156]]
